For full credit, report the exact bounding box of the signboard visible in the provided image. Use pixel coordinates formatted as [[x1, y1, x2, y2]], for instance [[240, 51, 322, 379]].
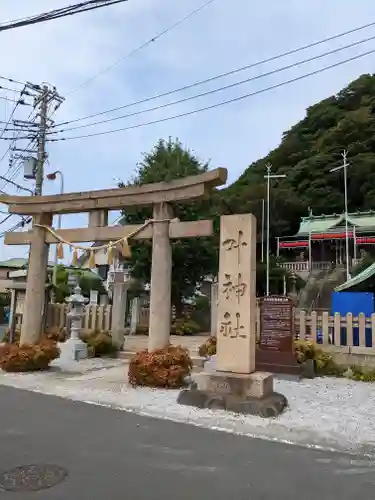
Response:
[[259, 296, 294, 351], [256, 295, 300, 375]]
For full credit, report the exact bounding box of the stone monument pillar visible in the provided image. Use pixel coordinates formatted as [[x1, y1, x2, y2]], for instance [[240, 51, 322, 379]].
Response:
[[210, 282, 218, 337], [111, 271, 129, 349], [215, 214, 257, 373], [130, 297, 140, 335], [178, 214, 287, 418]]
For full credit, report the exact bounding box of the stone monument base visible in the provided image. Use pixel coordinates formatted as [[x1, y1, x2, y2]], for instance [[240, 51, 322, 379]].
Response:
[[256, 348, 301, 376], [58, 338, 88, 362], [177, 370, 288, 418]]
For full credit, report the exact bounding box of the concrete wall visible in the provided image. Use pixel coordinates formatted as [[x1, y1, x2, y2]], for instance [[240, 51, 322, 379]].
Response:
[[328, 346, 375, 370]]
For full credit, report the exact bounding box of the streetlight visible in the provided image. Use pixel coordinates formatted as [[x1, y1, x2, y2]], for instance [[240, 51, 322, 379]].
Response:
[[264, 164, 286, 296], [330, 151, 350, 281], [46, 170, 64, 297]]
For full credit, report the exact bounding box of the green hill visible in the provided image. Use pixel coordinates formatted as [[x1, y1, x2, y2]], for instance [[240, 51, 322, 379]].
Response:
[[222, 74, 375, 239]]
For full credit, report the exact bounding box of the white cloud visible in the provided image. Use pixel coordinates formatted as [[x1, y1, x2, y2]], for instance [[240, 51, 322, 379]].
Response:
[[0, 0, 374, 260]]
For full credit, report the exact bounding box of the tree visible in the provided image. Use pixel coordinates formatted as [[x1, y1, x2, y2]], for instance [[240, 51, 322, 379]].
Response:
[[54, 265, 106, 303], [122, 138, 219, 315], [224, 74, 375, 231]]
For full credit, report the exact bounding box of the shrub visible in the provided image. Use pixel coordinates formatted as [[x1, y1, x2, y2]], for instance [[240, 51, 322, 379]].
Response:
[[81, 330, 118, 357], [294, 340, 316, 363], [198, 336, 217, 357], [293, 340, 375, 380], [0, 340, 60, 372], [128, 345, 192, 388], [171, 315, 200, 336], [294, 339, 344, 376], [345, 365, 375, 382], [2, 328, 20, 344], [2, 326, 67, 345], [44, 326, 68, 343]]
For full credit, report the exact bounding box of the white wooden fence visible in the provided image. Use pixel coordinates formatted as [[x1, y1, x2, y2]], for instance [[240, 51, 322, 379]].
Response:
[[294, 310, 375, 354], [45, 299, 190, 332], [45, 303, 112, 332], [13, 303, 375, 357]]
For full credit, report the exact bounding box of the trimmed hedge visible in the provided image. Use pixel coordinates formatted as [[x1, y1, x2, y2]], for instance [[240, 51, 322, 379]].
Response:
[[0, 340, 60, 372], [81, 330, 119, 357], [171, 316, 200, 336], [198, 336, 217, 357], [128, 345, 192, 388], [2, 326, 67, 345]]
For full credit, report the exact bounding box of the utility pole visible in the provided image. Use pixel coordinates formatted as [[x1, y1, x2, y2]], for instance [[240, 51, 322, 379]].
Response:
[[34, 85, 48, 196], [8, 82, 65, 302], [261, 198, 265, 263], [264, 164, 286, 296], [11, 82, 64, 196], [330, 151, 350, 281]]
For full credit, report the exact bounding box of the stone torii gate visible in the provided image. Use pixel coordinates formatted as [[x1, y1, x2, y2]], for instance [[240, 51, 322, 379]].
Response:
[[1, 168, 227, 348]]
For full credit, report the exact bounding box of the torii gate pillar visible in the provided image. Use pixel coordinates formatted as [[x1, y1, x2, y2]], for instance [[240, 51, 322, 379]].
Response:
[[21, 213, 52, 344], [148, 203, 174, 351]]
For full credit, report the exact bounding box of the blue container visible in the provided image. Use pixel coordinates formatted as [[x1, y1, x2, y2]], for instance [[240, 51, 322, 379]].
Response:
[[331, 292, 374, 347]]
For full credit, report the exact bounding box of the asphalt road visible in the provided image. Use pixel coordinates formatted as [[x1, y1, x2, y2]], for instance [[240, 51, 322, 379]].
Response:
[[0, 386, 373, 499]]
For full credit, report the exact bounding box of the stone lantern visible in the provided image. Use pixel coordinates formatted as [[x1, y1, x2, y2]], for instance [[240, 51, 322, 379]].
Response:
[[59, 277, 88, 361]]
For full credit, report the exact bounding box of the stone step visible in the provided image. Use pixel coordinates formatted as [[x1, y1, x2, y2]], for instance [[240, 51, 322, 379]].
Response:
[[190, 356, 206, 368], [118, 350, 134, 361]]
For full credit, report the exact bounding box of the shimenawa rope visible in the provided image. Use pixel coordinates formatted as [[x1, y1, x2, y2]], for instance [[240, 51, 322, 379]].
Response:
[[34, 217, 174, 267]]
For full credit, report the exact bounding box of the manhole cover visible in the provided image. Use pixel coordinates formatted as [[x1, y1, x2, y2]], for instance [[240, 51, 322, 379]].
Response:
[[0, 464, 68, 492]]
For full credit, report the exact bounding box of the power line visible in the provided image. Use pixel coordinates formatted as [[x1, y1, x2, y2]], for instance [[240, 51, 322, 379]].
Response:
[[0, 106, 37, 190], [0, 175, 33, 194], [0, 137, 36, 187], [67, 0, 219, 94], [0, 217, 31, 239], [0, 84, 63, 194], [0, 214, 13, 226], [0, 75, 27, 87], [0, 85, 22, 94], [0, 1, 129, 33], [50, 47, 375, 142], [0, 94, 27, 104], [50, 34, 375, 134], [0, 88, 32, 193], [4, 85, 64, 196], [0, 87, 25, 141], [56, 18, 375, 127]]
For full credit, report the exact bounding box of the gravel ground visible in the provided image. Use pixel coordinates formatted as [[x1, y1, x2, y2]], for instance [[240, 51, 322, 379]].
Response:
[[0, 359, 374, 455]]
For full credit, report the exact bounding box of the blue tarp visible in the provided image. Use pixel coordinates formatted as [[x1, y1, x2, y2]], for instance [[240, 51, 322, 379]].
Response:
[[329, 291, 374, 347]]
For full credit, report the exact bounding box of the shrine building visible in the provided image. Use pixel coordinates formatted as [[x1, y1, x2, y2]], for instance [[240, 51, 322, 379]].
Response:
[[277, 211, 375, 277]]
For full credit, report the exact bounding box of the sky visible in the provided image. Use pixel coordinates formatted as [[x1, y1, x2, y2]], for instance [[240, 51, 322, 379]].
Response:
[[0, 0, 374, 261]]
